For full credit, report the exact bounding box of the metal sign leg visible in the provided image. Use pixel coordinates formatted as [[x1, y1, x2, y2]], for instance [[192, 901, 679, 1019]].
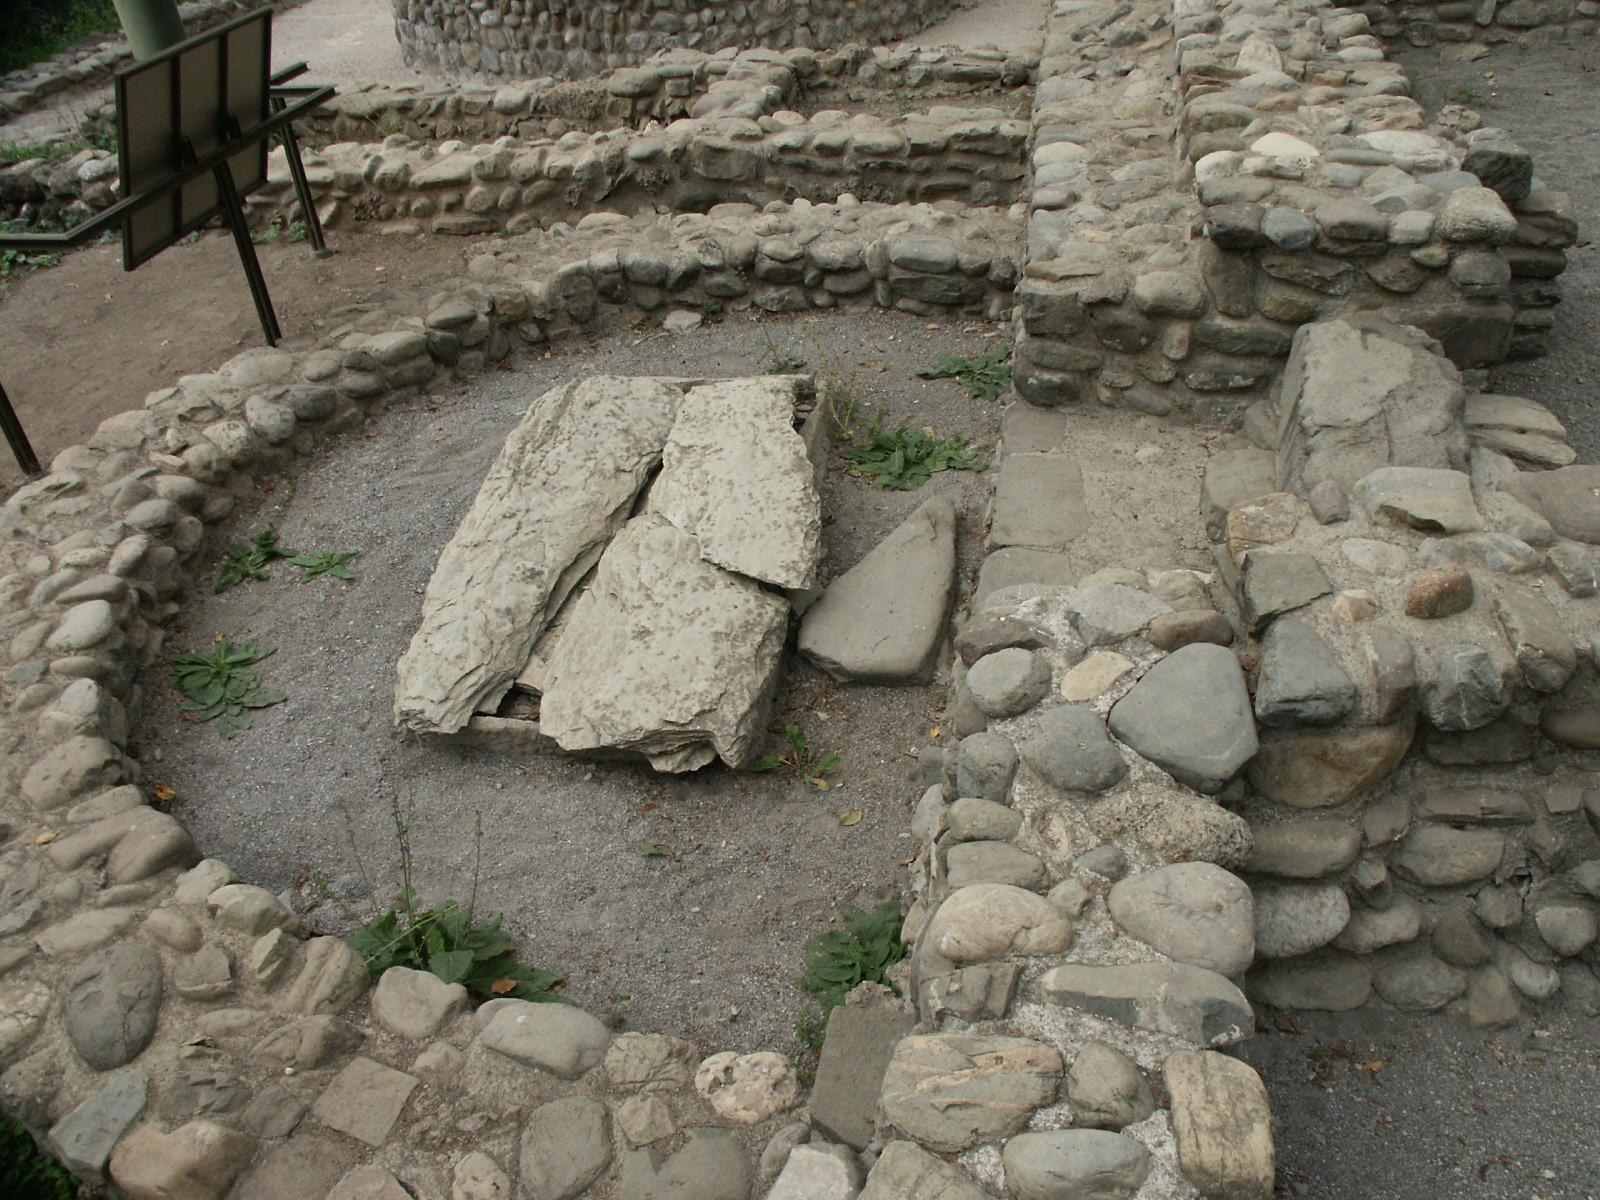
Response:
[[0, 377, 43, 478], [213, 159, 283, 346], [271, 97, 332, 258]]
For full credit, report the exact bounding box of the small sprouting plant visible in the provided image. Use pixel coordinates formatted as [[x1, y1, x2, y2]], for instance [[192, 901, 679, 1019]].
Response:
[[794, 901, 909, 1057], [917, 347, 1013, 400], [250, 216, 310, 245], [331, 800, 569, 1004], [216, 526, 294, 591], [1447, 84, 1484, 106], [289, 549, 360, 583], [753, 723, 840, 789], [758, 327, 807, 375], [168, 636, 286, 738], [824, 379, 861, 439], [845, 414, 983, 491]]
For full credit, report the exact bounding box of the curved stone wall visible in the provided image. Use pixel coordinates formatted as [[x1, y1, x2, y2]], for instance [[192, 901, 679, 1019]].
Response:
[[389, 0, 963, 80]]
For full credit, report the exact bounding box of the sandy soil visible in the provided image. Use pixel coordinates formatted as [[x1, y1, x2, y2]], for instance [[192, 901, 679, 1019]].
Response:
[[902, 0, 1052, 55]]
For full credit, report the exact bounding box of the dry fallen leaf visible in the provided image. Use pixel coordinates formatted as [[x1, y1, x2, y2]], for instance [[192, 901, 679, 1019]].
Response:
[[153, 784, 177, 805], [33, 830, 56, 845], [490, 978, 518, 995], [1362, 1059, 1388, 1074], [839, 809, 863, 826]]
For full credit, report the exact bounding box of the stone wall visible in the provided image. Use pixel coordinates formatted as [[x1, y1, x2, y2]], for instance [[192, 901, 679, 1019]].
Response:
[[389, 0, 963, 80], [1358, 0, 1600, 47]]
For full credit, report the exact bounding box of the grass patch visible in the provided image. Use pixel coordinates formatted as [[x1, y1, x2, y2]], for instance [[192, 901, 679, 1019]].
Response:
[[0, 0, 121, 76], [251, 216, 311, 246], [917, 347, 1013, 400], [844, 413, 983, 490], [0, 1113, 75, 1200], [169, 636, 286, 739], [752, 723, 840, 790], [794, 901, 908, 1053]]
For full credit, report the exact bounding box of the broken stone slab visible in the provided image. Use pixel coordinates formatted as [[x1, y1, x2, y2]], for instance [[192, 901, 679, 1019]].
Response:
[[878, 1034, 1062, 1151], [1202, 448, 1276, 542], [810, 1003, 914, 1150], [1500, 465, 1600, 544], [1106, 863, 1256, 977], [47, 1068, 147, 1180], [1465, 394, 1575, 468], [973, 547, 1078, 605], [1164, 1050, 1275, 1200], [647, 376, 821, 589], [1063, 583, 1173, 646], [1253, 617, 1356, 727], [1356, 466, 1484, 534], [394, 377, 681, 734], [539, 515, 788, 772], [511, 562, 594, 697], [798, 496, 957, 684], [1276, 317, 1468, 498], [1238, 551, 1332, 631], [1037, 962, 1254, 1047], [1107, 643, 1258, 793], [989, 452, 1089, 551]]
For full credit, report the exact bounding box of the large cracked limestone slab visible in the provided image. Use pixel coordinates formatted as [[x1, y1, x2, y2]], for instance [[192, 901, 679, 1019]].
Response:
[[798, 495, 958, 684], [647, 376, 822, 590], [1275, 317, 1468, 498], [394, 377, 681, 734], [538, 515, 788, 772]]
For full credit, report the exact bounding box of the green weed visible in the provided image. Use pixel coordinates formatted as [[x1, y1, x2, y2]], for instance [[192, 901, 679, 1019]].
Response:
[[1447, 84, 1484, 106], [917, 347, 1013, 400], [216, 526, 294, 591], [845, 414, 982, 490], [251, 216, 311, 245], [752, 723, 840, 789], [0, 1112, 73, 1200], [168, 637, 286, 738], [290, 549, 360, 583], [758, 327, 807, 375], [793, 901, 909, 1058]]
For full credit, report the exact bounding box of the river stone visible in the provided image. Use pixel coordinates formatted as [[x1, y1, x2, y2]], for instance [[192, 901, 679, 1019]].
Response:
[[858, 1141, 989, 1200], [1422, 641, 1510, 733], [521, 1096, 613, 1200], [540, 514, 788, 771], [1374, 956, 1468, 1010], [1276, 317, 1468, 496], [1239, 551, 1333, 629], [647, 377, 820, 589], [1248, 952, 1373, 1010], [46, 600, 117, 652], [65, 943, 163, 1070], [1019, 705, 1128, 793], [394, 376, 680, 733], [879, 1034, 1062, 1151], [798, 496, 956, 684], [371, 966, 469, 1040], [1465, 967, 1522, 1029], [1433, 907, 1496, 967], [923, 884, 1075, 964], [955, 732, 1018, 803], [1003, 1130, 1150, 1200], [47, 1068, 147, 1179], [1334, 893, 1424, 953], [1390, 825, 1505, 886], [1107, 643, 1259, 792], [1254, 618, 1356, 727], [480, 1000, 611, 1078], [1494, 591, 1577, 693], [1535, 905, 1599, 957], [1356, 467, 1483, 533], [966, 648, 1052, 717], [1165, 1051, 1275, 1200], [109, 1120, 256, 1200], [1038, 963, 1253, 1047], [1107, 863, 1255, 976], [1066, 1043, 1155, 1130], [618, 1129, 751, 1200], [945, 798, 1023, 844], [1253, 883, 1351, 958], [280, 937, 367, 1014], [1500, 465, 1600, 543], [1246, 722, 1414, 808]]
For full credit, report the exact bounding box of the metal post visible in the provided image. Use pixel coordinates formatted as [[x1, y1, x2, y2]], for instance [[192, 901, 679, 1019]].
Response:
[[206, 130, 282, 346], [112, 0, 186, 60], [0, 377, 43, 478], [271, 96, 332, 258]]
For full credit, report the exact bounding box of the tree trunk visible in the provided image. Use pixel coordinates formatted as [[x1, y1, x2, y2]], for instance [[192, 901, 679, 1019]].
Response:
[[112, 0, 186, 60]]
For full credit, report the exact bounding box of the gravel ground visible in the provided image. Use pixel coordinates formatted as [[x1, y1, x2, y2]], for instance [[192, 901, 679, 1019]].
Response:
[[1398, 41, 1600, 464], [136, 309, 1012, 1057], [902, 0, 1052, 54]]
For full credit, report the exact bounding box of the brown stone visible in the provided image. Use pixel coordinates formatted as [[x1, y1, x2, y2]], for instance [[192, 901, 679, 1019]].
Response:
[[1245, 721, 1415, 808], [1147, 610, 1234, 651], [1404, 565, 1474, 618], [1164, 1051, 1274, 1200]]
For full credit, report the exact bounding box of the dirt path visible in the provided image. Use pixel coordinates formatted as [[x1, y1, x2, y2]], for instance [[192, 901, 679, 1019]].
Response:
[[902, 0, 1052, 54]]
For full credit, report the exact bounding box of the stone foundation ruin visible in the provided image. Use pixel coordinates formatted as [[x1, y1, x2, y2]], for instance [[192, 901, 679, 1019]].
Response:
[[1, 1, 1598, 1198]]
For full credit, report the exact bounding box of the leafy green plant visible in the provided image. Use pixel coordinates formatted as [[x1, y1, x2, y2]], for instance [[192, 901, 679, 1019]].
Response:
[[752, 723, 840, 789], [794, 901, 909, 1057], [252, 216, 311, 245], [844, 414, 983, 491], [0, 1112, 75, 1200], [0, 0, 121, 75], [758, 328, 807, 375], [917, 347, 1013, 400], [290, 549, 360, 583], [169, 637, 286, 738], [216, 526, 294, 591], [331, 800, 568, 1005]]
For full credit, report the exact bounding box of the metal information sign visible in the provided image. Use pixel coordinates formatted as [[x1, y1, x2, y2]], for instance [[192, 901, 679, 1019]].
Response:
[[0, 9, 335, 477]]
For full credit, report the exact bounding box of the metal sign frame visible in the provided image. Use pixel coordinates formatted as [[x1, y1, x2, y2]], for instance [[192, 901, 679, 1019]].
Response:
[[0, 11, 335, 479]]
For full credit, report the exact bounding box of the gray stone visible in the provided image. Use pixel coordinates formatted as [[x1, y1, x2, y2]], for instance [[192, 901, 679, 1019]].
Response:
[[521, 1096, 613, 1200], [1424, 644, 1509, 731], [648, 377, 819, 589], [1374, 956, 1468, 1010], [46, 600, 117, 652], [1252, 883, 1351, 958], [540, 514, 787, 771], [944, 798, 1023, 844], [1038, 962, 1253, 1047], [955, 610, 1054, 666], [1254, 618, 1356, 727], [1002, 1130, 1150, 1200], [208, 884, 293, 935], [1391, 825, 1504, 886], [1335, 893, 1425, 953], [1107, 643, 1259, 793], [806, 496, 953, 684], [618, 1129, 751, 1200], [812, 1004, 913, 1150], [1356, 467, 1483, 533], [1433, 907, 1495, 967], [1019, 705, 1127, 793], [922, 884, 1074, 964], [325, 1165, 411, 1200], [1535, 905, 1598, 956], [1164, 1051, 1275, 1200], [1107, 863, 1255, 977], [371, 966, 469, 1040], [1064, 584, 1173, 646], [1463, 139, 1533, 202], [1248, 953, 1373, 1011], [1065, 1043, 1154, 1131], [1494, 591, 1577, 693], [918, 963, 1023, 1022], [46, 1069, 147, 1179], [1076, 846, 1129, 881], [1202, 449, 1277, 542], [1263, 206, 1318, 251], [480, 1000, 611, 1078], [173, 944, 234, 1001], [879, 1034, 1061, 1151], [946, 842, 1046, 891], [395, 376, 681, 733], [1465, 967, 1522, 1029], [974, 547, 1078, 604], [311, 1057, 418, 1147], [767, 1143, 862, 1200], [1239, 551, 1333, 630], [955, 732, 1018, 803], [966, 648, 1052, 718], [1436, 186, 1518, 242], [1501, 465, 1600, 544], [990, 453, 1089, 550], [65, 944, 163, 1070], [858, 1142, 989, 1200]]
